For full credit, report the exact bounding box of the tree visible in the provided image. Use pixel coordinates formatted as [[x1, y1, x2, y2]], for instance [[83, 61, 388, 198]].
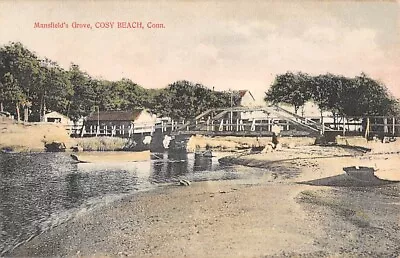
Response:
[[68, 64, 96, 121], [0, 42, 43, 121], [112, 78, 148, 110], [265, 72, 312, 114], [353, 73, 396, 116], [28, 59, 74, 121], [150, 80, 238, 120], [267, 71, 398, 119], [2, 73, 25, 121]]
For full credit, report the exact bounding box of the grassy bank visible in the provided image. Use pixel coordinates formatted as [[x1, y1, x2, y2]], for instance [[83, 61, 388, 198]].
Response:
[[0, 121, 75, 152], [0, 121, 134, 152], [74, 137, 130, 151]]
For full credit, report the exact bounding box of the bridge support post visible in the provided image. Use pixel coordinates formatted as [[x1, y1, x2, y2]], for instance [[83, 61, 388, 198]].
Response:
[[219, 119, 224, 131], [240, 119, 244, 131], [342, 117, 345, 136], [393, 117, 396, 136], [384, 117, 388, 134], [80, 126, 86, 137]]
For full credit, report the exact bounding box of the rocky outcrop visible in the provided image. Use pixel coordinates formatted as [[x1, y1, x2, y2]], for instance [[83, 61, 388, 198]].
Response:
[[44, 141, 67, 152]]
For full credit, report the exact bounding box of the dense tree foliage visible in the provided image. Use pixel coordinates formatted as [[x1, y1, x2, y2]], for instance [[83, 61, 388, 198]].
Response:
[[265, 72, 398, 117], [0, 42, 237, 122], [265, 72, 312, 114], [0, 42, 42, 121], [152, 80, 240, 120]]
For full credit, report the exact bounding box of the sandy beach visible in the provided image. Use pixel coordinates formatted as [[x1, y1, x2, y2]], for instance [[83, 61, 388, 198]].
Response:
[[10, 143, 400, 257]]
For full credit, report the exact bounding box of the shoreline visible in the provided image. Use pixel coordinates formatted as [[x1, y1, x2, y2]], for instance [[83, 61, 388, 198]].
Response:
[[9, 144, 400, 257]]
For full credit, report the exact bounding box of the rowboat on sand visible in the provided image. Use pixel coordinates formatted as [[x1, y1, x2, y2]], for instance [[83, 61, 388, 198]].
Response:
[[344, 166, 400, 182], [70, 150, 150, 163]]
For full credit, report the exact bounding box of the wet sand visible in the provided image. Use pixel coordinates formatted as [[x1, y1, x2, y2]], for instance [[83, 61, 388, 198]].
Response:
[[11, 145, 400, 257]]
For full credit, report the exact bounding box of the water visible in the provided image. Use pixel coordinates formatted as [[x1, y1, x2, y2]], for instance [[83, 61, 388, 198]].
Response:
[[0, 151, 255, 255]]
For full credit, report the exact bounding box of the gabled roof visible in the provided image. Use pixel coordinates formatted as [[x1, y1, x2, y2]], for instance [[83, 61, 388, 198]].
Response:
[[238, 90, 255, 101], [86, 110, 143, 121], [44, 111, 70, 119]]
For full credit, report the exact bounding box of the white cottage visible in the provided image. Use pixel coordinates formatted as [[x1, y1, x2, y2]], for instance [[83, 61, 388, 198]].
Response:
[[83, 109, 157, 136], [43, 111, 73, 126], [237, 90, 268, 120], [238, 90, 256, 107]]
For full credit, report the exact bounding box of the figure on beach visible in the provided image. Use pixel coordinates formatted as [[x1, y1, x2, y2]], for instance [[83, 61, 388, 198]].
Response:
[[271, 133, 279, 149], [271, 121, 281, 149]]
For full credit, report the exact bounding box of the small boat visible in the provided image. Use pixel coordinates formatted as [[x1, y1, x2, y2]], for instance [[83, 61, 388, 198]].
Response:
[[70, 150, 151, 163], [343, 166, 377, 182], [343, 166, 400, 183]]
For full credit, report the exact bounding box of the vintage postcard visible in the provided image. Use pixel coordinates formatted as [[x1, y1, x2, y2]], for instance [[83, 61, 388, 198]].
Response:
[[0, 0, 399, 257]]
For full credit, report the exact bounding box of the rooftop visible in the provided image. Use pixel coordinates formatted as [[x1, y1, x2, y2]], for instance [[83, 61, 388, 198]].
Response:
[[86, 110, 143, 121]]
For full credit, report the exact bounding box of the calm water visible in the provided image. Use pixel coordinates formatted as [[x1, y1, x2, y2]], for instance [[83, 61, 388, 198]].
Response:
[[0, 151, 254, 255]]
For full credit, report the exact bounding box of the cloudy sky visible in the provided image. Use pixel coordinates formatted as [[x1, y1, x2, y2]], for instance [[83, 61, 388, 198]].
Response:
[[0, 0, 399, 101]]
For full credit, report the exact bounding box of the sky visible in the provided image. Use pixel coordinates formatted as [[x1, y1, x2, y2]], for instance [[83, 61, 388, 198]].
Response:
[[0, 0, 399, 102]]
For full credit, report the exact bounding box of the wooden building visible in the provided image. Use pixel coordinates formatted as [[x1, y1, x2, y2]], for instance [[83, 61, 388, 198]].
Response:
[[82, 109, 156, 137], [238, 90, 256, 107], [43, 111, 84, 135], [43, 111, 73, 125]]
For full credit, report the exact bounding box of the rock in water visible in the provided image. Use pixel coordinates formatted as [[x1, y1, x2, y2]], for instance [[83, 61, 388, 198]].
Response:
[[45, 141, 66, 152]]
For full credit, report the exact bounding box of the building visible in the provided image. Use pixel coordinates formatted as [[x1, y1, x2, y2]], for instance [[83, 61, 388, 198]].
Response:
[[237, 90, 256, 107], [43, 111, 84, 135], [43, 111, 73, 125], [0, 111, 14, 122], [82, 109, 156, 137], [236, 90, 268, 120]]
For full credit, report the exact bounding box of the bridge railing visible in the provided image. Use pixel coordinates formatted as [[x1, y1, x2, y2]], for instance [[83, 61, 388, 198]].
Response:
[[70, 115, 400, 138]]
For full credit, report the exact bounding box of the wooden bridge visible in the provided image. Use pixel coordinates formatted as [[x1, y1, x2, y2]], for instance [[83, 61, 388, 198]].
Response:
[[71, 105, 400, 138], [165, 105, 400, 138], [167, 105, 328, 137]]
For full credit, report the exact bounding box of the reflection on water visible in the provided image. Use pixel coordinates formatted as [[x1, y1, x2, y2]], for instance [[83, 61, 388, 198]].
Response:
[[0, 151, 240, 255], [150, 152, 189, 183], [194, 155, 213, 172]]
